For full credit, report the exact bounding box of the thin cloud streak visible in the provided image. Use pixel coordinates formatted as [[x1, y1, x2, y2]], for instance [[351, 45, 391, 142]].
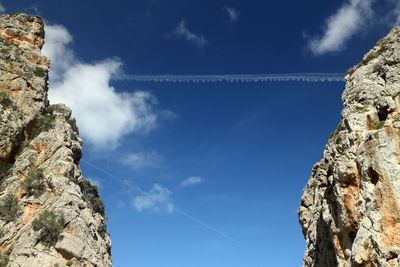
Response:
[[173, 19, 208, 48], [223, 5, 240, 22], [82, 160, 240, 244], [81, 160, 145, 195], [0, 3, 6, 13], [181, 176, 203, 187], [119, 73, 344, 83], [175, 208, 241, 244]]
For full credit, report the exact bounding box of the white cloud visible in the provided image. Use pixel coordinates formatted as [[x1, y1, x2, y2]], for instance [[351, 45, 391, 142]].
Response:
[[308, 0, 374, 55], [133, 184, 174, 213], [42, 25, 74, 82], [43, 24, 161, 148], [121, 151, 163, 169], [223, 5, 239, 22], [181, 176, 203, 187], [173, 19, 208, 48]]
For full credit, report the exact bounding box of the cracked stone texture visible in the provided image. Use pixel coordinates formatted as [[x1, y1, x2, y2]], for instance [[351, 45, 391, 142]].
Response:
[[299, 26, 400, 267], [0, 13, 112, 267]]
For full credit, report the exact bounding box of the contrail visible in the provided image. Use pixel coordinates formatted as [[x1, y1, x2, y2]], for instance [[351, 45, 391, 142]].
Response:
[[174, 208, 241, 244], [81, 160, 240, 244], [81, 160, 145, 194], [119, 73, 344, 83]]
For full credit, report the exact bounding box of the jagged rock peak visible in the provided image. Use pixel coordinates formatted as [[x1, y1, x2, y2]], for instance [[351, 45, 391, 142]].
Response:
[[0, 13, 112, 266], [299, 26, 400, 266], [0, 13, 45, 50]]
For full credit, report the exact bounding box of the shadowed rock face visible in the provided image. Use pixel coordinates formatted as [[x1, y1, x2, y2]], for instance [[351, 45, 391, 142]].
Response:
[[299, 26, 400, 267], [0, 13, 112, 266]]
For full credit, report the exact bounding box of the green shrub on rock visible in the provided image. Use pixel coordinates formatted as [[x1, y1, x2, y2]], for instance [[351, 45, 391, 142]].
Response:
[[0, 93, 13, 107], [0, 226, 5, 239], [22, 168, 46, 198], [0, 248, 11, 267], [0, 161, 12, 183], [373, 121, 385, 130], [32, 210, 65, 247], [79, 180, 105, 216], [33, 67, 46, 78], [0, 194, 19, 222]]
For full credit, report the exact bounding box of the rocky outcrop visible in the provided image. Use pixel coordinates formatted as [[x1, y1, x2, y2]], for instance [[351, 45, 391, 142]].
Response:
[[299, 26, 400, 266], [0, 14, 112, 266]]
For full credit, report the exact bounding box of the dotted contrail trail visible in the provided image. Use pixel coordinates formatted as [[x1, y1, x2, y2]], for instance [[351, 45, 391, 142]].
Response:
[[119, 73, 344, 83]]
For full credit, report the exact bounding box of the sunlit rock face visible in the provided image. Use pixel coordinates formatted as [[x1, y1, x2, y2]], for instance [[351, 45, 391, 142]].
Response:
[[299, 26, 400, 267], [0, 13, 112, 267]]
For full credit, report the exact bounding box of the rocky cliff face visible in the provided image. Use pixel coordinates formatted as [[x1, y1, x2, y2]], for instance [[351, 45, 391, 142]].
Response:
[[0, 14, 112, 267], [299, 27, 400, 266]]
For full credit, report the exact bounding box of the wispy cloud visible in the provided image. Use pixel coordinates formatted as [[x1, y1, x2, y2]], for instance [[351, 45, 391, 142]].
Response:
[[390, 0, 400, 24], [25, 4, 40, 15], [181, 176, 203, 188], [308, 0, 374, 55], [121, 151, 163, 169], [43, 24, 165, 149], [133, 184, 174, 213], [0, 3, 6, 13], [172, 19, 208, 48], [223, 5, 239, 22]]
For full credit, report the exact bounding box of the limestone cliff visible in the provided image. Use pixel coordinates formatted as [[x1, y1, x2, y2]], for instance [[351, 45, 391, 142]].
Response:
[[0, 14, 112, 266], [299, 27, 400, 266]]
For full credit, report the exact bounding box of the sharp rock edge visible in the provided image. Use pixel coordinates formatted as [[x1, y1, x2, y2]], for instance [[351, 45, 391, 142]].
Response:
[[0, 13, 112, 267], [299, 26, 400, 266]]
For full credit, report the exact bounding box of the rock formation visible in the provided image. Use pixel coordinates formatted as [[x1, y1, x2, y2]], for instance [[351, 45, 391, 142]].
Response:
[[299, 26, 400, 266], [0, 13, 112, 266]]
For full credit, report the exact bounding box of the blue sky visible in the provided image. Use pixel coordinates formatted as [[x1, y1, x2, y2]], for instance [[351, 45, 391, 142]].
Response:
[[3, 1, 400, 266]]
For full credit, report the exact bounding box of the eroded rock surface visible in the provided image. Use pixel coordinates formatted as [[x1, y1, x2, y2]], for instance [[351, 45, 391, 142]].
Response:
[[0, 13, 112, 267], [299, 26, 400, 267]]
